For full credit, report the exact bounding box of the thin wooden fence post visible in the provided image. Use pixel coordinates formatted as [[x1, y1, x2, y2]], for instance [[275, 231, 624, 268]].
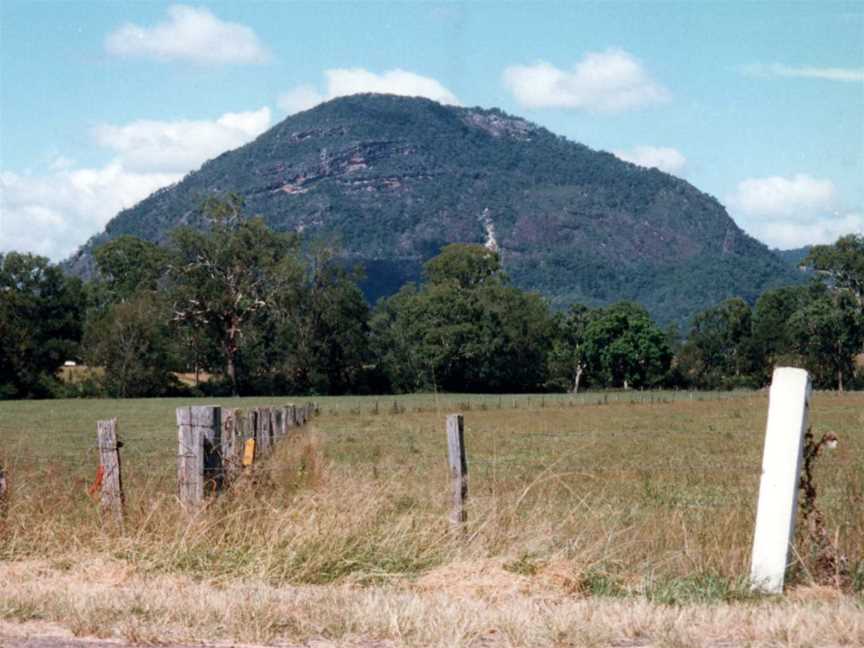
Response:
[[177, 405, 222, 507], [196, 406, 222, 494], [446, 414, 468, 528], [221, 408, 242, 484], [284, 405, 297, 430], [0, 464, 8, 517], [245, 409, 257, 443], [96, 418, 124, 524], [750, 367, 812, 594], [271, 407, 284, 442], [257, 407, 272, 456], [177, 406, 202, 508]]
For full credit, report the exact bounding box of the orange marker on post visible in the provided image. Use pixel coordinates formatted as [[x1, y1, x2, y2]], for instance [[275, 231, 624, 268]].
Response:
[[242, 439, 256, 467]]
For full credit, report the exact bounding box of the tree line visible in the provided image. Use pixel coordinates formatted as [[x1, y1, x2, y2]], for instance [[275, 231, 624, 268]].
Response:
[[2, 196, 862, 399]]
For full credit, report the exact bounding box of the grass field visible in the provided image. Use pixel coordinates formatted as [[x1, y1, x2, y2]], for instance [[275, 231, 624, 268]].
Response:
[[1, 390, 862, 646]]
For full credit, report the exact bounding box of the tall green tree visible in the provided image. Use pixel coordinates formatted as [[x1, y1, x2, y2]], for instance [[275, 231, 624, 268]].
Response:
[[582, 302, 671, 389], [803, 234, 864, 306], [83, 292, 179, 397], [168, 194, 301, 394], [93, 235, 168, 304], [798, 234, 864, 389], [371, 244, 554, 392], [546, 304, 595, 392], [678, 297, 757, 388], [423, 243, 503, 289], [267, 243, 370, 394], [788, 290, 863, 391], [751, 284, 820, 381], [0, 253, 84, 398]]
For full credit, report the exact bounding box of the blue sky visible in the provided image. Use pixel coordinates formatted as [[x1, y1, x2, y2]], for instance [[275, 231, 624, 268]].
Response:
[[1, 0, 862, 260]]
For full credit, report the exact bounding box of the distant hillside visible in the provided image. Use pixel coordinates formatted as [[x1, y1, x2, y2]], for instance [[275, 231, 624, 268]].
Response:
[[774, 246, 812, 268], [66, 94, 802, 326]]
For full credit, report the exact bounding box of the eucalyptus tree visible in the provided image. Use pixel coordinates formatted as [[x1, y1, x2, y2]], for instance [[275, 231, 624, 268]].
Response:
[[168, 194, 302, 394], [804, 234, 864, 307]]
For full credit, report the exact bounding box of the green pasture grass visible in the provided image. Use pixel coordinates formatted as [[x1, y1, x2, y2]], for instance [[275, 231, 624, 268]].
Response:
[[0, 390, 862, 599]]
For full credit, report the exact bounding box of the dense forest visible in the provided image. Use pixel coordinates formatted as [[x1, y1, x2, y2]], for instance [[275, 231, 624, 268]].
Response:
[[3, 196, 863, 399]]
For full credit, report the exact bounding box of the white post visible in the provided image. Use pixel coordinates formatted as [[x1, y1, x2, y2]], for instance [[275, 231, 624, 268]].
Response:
[[749, 367, 811, 594]]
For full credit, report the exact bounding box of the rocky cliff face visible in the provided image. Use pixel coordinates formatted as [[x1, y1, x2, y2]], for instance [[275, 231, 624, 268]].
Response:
[[66, 94, 800, 325]]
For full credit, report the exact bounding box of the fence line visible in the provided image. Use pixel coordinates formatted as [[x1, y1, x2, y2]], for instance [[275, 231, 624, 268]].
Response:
[[177, 402, 317, 508], [2, 375, 827, 596]]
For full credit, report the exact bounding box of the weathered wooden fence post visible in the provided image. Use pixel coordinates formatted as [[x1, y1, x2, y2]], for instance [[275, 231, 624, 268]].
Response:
[[446, 413, 468, 528], [270, 407, 284, 441], [257, 407, 273, 456], [96, 418, 124, 524], [0, 464, 8, 517], [284, 405, 297, 430], [750, 367, 812, 594], [177, 406, 202, 508], [177, 405, 222, 508], [200, 406, 223, 493], [222, 408, 243, 484]]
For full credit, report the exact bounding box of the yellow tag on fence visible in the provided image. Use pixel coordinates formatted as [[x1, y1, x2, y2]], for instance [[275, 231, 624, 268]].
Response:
[[242, 439, 256, 466]]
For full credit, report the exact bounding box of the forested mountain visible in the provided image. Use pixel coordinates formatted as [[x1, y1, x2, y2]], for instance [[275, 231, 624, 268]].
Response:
[[65, 93, 801, 325], [774, 246, 812, 267]]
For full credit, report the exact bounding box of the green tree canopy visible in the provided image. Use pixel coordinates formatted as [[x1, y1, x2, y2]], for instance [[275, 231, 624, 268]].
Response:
[[371, 244, 554, 392], [423, 243, 503, 289], [168, 194, 301, 394], [582, 301, 671, 389], [546, 304, 596, 392], [93, 235, 168, 303], [83, 292, 180, 398], [787, 289, 863, 391], [0, 252, 84, 398], [265, 242, 371, 394], [803, 234, 864, 306], [678, 297, 757, 389]]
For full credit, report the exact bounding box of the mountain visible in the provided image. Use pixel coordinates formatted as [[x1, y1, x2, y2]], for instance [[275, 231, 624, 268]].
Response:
[[66, 93, 801, 326], [774, 246, 812, 268]]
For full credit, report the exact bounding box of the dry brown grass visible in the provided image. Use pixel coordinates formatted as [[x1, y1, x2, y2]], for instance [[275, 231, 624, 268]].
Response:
[[1, 559, 862, 647], [1, 392, 862, 645]]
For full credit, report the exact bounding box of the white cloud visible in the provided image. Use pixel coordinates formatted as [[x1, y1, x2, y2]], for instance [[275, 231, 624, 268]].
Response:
[[1, 164, 181, 261], [502, 49, 670, 112], [277, 85, 327, 114], [741, 63, 864, 83], [93, 107, 271, 172], [278, 68, 460, 114], [613, 146, 686, 174], [726, 173, 862, 248], [739, 211, 864, 250], [105, 5, 269, 64], [1, 107, 272, 261], [728, 174, 836, 219]]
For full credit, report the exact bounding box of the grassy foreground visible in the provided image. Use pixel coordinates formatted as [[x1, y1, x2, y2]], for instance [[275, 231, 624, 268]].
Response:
[[0, 391, 862, 646]]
